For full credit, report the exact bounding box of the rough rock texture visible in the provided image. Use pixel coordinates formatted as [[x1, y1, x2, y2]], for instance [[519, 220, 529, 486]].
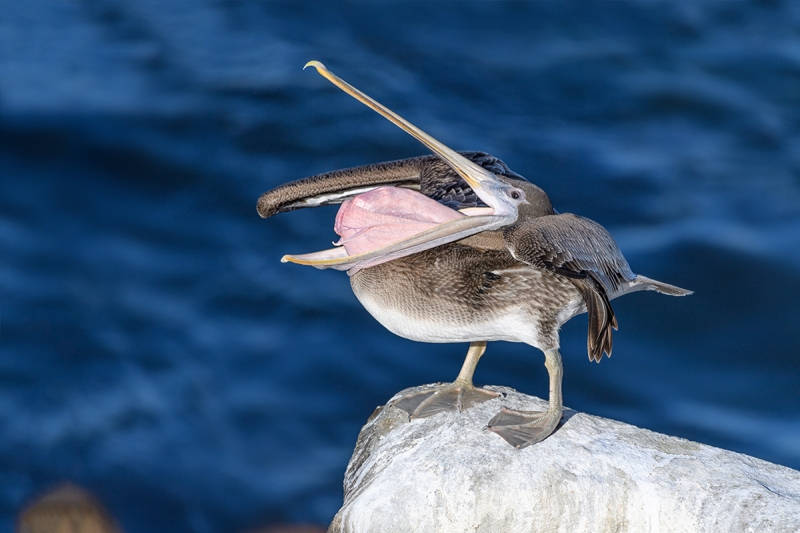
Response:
[[328, 385, 800, 533]]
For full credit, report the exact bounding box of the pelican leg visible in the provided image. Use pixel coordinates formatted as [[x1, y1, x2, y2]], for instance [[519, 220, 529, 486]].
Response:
[[487, 348, 564, 448], [392, 341, 500, 419]]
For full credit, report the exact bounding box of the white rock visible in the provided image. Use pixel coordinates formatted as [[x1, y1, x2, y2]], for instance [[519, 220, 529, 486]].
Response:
[[328, 385, 800, 533]]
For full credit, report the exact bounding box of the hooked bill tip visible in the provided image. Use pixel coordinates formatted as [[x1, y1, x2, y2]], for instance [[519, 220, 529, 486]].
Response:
[[303, 60, 326, 72]]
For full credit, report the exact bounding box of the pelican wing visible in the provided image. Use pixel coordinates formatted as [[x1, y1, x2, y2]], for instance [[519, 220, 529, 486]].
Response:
[[256, 151, 525, 218], [503, 214, 637, 362], [257, 156, 425, 218]]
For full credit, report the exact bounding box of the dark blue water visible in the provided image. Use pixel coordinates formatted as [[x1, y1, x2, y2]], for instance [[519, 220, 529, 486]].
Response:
[[2, 1, 800, 531]]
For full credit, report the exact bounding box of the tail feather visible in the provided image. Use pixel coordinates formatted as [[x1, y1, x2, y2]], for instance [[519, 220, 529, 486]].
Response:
[[634, 275, 693, 297], [579, 274, 690, 364], [580, 276, 616, 363]]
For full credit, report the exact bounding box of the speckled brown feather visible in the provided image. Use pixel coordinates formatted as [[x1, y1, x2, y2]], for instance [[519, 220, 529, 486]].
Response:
[[350, 243, 582, 351]]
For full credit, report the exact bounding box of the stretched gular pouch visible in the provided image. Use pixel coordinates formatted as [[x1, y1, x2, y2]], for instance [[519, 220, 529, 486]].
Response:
[[333, 187, 466, 256], [257, 61, 529, 275]]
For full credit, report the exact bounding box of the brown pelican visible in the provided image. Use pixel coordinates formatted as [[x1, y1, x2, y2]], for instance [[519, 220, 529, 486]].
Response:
[[257, 62, 691, 449]]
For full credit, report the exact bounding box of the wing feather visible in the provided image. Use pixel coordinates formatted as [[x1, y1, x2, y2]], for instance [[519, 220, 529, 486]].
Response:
[[503, 214, 633, 361], [257, 151, 527, 218]]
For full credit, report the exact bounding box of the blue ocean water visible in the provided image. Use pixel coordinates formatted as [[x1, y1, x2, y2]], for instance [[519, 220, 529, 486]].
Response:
[[1, 1, 799, 531]]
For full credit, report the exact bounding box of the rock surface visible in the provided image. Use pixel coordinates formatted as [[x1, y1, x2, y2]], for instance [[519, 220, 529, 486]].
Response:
[[328, 385, 800, 533]]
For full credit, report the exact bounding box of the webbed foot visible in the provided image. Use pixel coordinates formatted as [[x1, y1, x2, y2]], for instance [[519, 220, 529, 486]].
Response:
[[392, 382, 500, 419], [392, 341, 497, 419], [486, 406, 563, 448]]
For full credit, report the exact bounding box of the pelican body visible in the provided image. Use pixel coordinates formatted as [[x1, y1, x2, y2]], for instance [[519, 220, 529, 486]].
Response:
[[258, 63, 691, 448]]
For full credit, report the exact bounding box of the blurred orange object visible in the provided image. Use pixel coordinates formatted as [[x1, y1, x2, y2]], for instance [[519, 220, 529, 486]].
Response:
[[16, 483, 121, 533]]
